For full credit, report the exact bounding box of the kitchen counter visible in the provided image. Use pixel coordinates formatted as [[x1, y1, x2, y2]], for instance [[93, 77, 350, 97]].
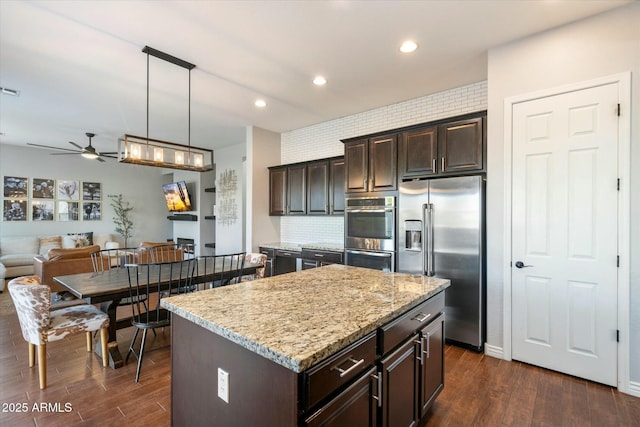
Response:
[[259, 241, 345, 252], [161, 264, 448, 372]]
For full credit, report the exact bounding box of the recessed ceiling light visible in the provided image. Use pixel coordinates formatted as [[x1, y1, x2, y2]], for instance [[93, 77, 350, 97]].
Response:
[[254, 99, 267, 108], [400, 40, 418, 53], [313, 76, 327, 86]]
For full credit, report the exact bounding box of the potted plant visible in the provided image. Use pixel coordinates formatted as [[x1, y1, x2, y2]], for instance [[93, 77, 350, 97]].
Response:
[[109, 194, 133, 248]]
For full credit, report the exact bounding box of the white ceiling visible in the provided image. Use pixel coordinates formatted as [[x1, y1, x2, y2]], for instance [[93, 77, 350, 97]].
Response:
[[0, 0, 630, 157]]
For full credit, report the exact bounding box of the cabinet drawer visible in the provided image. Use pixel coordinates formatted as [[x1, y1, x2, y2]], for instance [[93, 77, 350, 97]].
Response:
[[275, 249, 301, 258], [378, 291, 444, 355], [303, 331, 377, 411], [259, 247, 275, 258], [301, 249, 343, 265]]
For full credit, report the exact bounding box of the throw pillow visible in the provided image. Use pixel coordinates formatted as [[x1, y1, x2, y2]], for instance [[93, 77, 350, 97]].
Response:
[[39, 235, 62, 258], [66, 232, 94, 248]]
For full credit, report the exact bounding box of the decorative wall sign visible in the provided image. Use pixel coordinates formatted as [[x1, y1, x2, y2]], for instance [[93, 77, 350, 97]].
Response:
[[3, 176, 28, 198], [58, 180, 80, 200], [32, 178, 55, 199], [32, 200, 55, 221], [82, 182, 101, 200], [3, 199, 27, 221], [218, 168, 238, 227]]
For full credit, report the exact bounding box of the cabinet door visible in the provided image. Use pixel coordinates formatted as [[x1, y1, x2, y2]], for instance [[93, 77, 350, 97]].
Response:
[[399, 126, 437, 180], [380, 335, 419, 427], [419, 314, 444, 418], [345, 139, 369, 193], [438, 116, 484, 174], [305, 367, 377, 427], [287, 164, 307, 214], [308, 161, 330, 215], [329, 158, 345, 214], [369, 134, 397, 191], [269, 167, 287, 216]]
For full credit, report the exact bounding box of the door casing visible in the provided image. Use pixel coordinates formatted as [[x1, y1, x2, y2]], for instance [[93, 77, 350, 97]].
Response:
[[501, 72, 631, 393]]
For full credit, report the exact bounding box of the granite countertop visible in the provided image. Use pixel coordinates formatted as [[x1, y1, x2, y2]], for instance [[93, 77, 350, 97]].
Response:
[[161, 264, 449, 373], [259, 241, 345, 252]]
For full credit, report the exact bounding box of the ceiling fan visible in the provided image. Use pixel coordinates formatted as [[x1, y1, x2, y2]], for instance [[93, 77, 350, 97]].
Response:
[[27, 132, 117, 162]]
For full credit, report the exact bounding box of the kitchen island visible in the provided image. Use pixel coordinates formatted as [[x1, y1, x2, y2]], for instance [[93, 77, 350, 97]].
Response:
[[161, 264, 450, 427]]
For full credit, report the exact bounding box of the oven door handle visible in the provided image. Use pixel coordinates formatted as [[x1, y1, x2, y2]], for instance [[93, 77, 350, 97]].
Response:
[[345, 208, 394, 213], [346, 250, 392, 258]]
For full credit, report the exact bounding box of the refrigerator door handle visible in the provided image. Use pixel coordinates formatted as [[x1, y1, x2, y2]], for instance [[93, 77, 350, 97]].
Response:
[[424, 203, 434, 276]]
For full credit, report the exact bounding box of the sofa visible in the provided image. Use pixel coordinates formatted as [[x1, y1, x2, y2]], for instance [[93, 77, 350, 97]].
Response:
[[33, 245, 101, 293], [0, 233, 114, 292]]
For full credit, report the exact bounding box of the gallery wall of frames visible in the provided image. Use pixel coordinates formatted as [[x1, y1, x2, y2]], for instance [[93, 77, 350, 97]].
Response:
[[3, 176, 102, 222]]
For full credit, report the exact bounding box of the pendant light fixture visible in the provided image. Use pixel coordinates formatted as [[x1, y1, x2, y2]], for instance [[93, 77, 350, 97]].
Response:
[[118, 46, 213, 171]]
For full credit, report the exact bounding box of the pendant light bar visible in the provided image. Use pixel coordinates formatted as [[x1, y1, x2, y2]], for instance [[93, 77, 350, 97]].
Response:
[[142, 46, 195, 70]]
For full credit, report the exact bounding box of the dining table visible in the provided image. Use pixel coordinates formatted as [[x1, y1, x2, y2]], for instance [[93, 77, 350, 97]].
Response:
[[53, 259, 261, 369]]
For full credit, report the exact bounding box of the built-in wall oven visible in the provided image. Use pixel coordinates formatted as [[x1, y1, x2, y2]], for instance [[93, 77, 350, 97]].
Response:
[[344, 196, 396, 272]]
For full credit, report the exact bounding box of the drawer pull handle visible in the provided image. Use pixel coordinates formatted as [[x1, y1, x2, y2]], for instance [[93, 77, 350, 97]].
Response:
[[371, 372, 382, 407], [413, 312, 432, 323], [314, 254, 324, 258], [333, 357, 365, 378]]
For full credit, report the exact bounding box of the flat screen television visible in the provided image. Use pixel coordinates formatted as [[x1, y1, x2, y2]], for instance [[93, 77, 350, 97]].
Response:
[[162, 181, 193, 212]]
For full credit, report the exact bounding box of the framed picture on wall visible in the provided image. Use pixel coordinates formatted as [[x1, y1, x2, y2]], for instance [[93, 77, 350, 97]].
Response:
[[82, 202, 101, 220], [3, 176, 28, 198], [32, 200, 55, 221], [3, 199, 28, 221], [58, 201, 79, 221], [32, 178, 55, 199], [82, 182, 101, 200], [58, 180, 80, 200]]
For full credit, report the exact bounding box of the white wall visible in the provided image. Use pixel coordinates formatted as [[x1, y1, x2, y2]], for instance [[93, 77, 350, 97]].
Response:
[[214, 143, 246, 254], [487, 2, 640, 386], [0, 144, 168, 244], [280, 81, 488, 244], [246, 126, 281, 252]]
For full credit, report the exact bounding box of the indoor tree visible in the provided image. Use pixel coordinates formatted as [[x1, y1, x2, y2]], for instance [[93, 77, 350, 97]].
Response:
[[108, 194, 134, 248]]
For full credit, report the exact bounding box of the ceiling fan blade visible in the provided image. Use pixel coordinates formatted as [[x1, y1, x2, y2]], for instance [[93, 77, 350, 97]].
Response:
[[68, 141, 84, 150], [100, 151, 118, 155], [100, 154, 118, 159], [51, 152, 82, 155], [27, 142, 81, 153], [96, 157, 106, 163]]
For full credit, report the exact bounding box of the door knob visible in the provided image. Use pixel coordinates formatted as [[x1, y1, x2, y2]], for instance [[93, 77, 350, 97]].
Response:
[[514, 261, 533, 268]]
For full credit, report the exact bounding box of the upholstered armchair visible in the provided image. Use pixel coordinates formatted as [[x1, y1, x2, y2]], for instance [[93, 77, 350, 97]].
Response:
[[241, 253, 267, 281], [8, 276, 110, 389]]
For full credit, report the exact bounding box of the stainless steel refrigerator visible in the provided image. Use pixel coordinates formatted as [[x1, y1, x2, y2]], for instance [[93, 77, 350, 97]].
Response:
[[398, 175, 485, 351]]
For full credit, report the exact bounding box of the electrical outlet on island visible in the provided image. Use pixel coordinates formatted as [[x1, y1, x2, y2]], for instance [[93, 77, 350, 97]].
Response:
[[218, 368, 229, 403]]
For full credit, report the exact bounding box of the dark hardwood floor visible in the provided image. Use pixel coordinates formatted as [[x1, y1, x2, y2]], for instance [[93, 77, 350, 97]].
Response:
[[1, 289, 638, 427]]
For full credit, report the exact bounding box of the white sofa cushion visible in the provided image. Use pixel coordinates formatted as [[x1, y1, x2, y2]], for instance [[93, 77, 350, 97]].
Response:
[[0, 236, 39, 255], [0, 254, 38, 267]]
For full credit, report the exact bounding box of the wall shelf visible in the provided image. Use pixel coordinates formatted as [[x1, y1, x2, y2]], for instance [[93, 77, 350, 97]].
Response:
[[204, 243, 216, 249], [205, 187, 216, 193], [204, 215, 216, 220], [167, 214, 198, 221]]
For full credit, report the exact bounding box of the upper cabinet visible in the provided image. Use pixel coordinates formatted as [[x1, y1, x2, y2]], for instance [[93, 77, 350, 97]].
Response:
[[269, 156, 344, 216], [344, 133, 397, 193], [398, 113, 486, 180]]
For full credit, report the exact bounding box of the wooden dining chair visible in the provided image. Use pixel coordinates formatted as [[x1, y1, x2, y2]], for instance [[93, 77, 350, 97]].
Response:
[[198, 252, 246, 288], [125, 258, 196, 382], [8, 276, 109, 389]]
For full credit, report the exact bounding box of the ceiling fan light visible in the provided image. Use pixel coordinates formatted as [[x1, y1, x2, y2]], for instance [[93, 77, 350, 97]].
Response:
[[81, 152, 98, 159]]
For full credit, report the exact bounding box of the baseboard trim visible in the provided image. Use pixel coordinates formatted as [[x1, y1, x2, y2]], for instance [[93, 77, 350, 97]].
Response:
[[484, 343, 505, 360], [627, 381, 640, 397]]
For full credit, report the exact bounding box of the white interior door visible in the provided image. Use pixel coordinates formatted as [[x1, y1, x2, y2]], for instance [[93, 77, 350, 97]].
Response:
[[511, 83, 619, 386]]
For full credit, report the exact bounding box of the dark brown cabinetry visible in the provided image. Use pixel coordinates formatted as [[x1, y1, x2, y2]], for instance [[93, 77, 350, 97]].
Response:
[[380, 336, 420, 427], [345, 134, 397, 193], [329, 158, 345, 214], [269, 156, 344, 216], [288, 164, 307, 215], [398, 113, 485, 181], [269, 166, 287, 216], [301, 249, 343, 270], [418, 314, 444, 416]]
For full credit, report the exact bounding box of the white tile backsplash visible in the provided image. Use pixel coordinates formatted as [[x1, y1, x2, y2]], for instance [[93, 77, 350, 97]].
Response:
[[281, 81, 488, 244]]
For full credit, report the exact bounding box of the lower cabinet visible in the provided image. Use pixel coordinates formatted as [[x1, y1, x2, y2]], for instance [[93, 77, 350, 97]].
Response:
[[304, 367, 378, 427], [419, 313, 444, 416], [380, 336, 420, 427], [301, 249, 343, 270]]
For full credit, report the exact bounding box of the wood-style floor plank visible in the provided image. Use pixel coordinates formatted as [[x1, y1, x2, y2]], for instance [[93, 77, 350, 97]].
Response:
[[2, 290, 639, 427]]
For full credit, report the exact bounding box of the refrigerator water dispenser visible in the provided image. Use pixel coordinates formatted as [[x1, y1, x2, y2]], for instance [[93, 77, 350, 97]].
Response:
[[404, 220, 422, 251]]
